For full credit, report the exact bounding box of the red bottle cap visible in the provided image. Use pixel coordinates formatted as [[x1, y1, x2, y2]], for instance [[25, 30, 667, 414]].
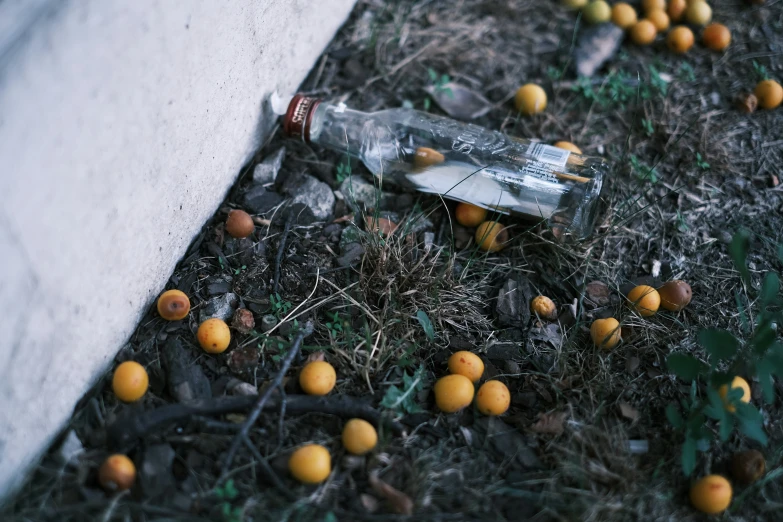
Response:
[[283, 94, 320, 142]]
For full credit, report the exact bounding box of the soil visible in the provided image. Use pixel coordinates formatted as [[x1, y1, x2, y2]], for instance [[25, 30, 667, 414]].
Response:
[[4, 1, 783, 521]]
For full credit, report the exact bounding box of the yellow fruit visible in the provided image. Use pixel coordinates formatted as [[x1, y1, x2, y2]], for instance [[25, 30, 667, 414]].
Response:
[[342, 419, 378, 455], [630, 20, 657, 45], [448, 351, 485, 383], [731, 450, 766, 485], [514, 84, 547, 115], [455, 203, 488, 227], [225, 209, 255, 238], [475, 221, 508, 252], [667, 26, 695, 54], [299, 361, 337, 396], [642, 0, 665, 13], [627, 285, 660, 317], [702, 23, 731, 51], [475, 380, 510, 416], [112, 361, 149, 402], [553, 141, 582, 154], [413, 147, 445, 170], [561, 0, 588, 8], [685, 1, 712, 25], [197, 318, 231, 354], [434, 374, 475, 413], [530, 296, 557, 321], [98, 454, 136, 492], [583, 1, 612, 24], [658, 280, 692, 311], [690, 475, 732, 515], [288, 444, 331, 484], [611, 3, 638, 29], [590, 317, 621, 349], [157, 289, 191, 321], [718, 376, 751, 413], [754, 80, 783, 110], [668, 0, 687, 21], [646, 10, 670, 32]]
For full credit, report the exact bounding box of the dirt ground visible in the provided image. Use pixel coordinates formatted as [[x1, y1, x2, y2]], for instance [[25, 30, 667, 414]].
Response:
[[4, 1, 783, 521]]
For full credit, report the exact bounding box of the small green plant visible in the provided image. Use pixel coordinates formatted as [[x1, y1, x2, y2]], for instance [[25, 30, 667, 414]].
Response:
[[647, 65, 668, 98], [629, 154, 658, 184], [546, 65, 564, 81], [423, 68, 452, 111], [335, 155, 352, 184], [381, 366, 426, 415], [752, 60, 770, 82], [641, 118, 654, 137], [233, 265, 247, 276], [695, 152, 710, 171], [214, 480, 241, 522], [677, 62, 696, 83], [270, 293, 293, 318], [325, 311, 344, 339]]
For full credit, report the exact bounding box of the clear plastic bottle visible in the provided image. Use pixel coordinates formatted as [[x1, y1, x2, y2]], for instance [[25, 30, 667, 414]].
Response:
[[283, 94, 608, 238]]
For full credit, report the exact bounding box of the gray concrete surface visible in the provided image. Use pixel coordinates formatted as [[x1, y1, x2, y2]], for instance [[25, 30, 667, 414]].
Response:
[[0, 0, 354, 499]]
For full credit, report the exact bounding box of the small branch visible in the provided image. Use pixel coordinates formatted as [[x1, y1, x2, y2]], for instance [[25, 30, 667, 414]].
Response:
[[272, 218, 293, 295]]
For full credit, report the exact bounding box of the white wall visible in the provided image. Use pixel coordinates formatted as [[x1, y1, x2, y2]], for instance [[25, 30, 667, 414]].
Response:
[[0, 0, 354, 499]]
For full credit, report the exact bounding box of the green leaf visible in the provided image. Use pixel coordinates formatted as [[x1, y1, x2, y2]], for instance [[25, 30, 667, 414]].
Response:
[[699, 329, 739, 362], [761, 272, 780, 306], [729, 229, 751, 285], [667, 353, 707, 382], [766, 344, 783, 375], [323, 512, 338, 522], [752, 321, 777, 355], [682, 436, 697, 476], [757, 363, 775, 404], [380, 366, 425, 414], [704, 388, 726, 422], [665, 403, 683, 429], [416, 310, 435, 341], [735, 402, 768, 445], [778, 244, 783, 264], [719, 414, 734, 442]]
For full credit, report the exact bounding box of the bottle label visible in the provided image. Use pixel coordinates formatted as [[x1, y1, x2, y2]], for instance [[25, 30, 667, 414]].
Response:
[[525, 143, 571, 168]]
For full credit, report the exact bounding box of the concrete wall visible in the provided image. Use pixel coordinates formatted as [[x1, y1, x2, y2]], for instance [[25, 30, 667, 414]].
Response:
[[0, 0, 354, 499]]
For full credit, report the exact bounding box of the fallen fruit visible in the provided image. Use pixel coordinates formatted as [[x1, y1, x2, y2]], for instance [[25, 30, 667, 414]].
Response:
[[630, 20, 657, 45], [342, 418, 378, 455], [514, 84, 547, 115], [530, 295, 558, 321], [434, 374, 475, 413], [641, 0, 665, 13], [690, 475, 732, 515], [98, 454, 136, 492], [702, 23, 731, 51], [731, 450, 766, 485], [658, 280, 692, 311], [582, 0, 612, 24], [627, 285, 661, 317], [413, 147, 445, 170], [447, 351, 485, 383], [299, 360, 337, 396], [197, 318, 231, 354], [718, 376, 751, 413], [156, 289, 191, 321], [225, 209, 255, 238], [476, 380, 510, 416], [561, 0, 588, 8], [288, 444, 331, 484], [611, 3, 638, 29], [590, 317, 621, 349], [667, 26, 695, 54], [754, 79, 783, 110], [553, 141, 582, 154], [685, 0, 712, 25], [668, 0, 686, 22], [112, 361, 149, 402], [475, 221, 508, 252], [455, 202, 488, 227], [646, 9, 670, 32]]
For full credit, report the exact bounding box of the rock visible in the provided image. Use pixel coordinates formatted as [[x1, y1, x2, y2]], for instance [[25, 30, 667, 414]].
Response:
[[573, 23, 624, 77], [227, 345, 259, 375], [495, 277, 532, 327], [423, 232, 435, 252], [284, 202, 318, 225], [337, 243, 365, 267], [243, 185, 284, 215], [231, 308, 255, 334], [253, 147, 285, 184], [280, 172, 335, 221], [452, 224, 472, 249], [473, 417, 541, 469], [56, 430, 83, 464], [163, 338, 212, 402], [340, 176, 380, 212], [486, 341, 522, 361], [394, 193, 414, 211], [206, 275, 233, 296], [139, 444, 177, 498], [323, 223, 343, 238], [199, 293, 239, 323], [339, 225, 362, 251]]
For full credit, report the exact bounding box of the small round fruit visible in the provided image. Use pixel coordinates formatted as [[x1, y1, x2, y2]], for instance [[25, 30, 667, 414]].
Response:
[[718, 376, 751, 413], [590, 317, 621, 349], [476, 380, 510, 416], [112, 361, 149, 402], [288, 444, 331, 484], [475, 221, 508, 252], [413, 147, 445, 170], [685, 1, 712, 26], [299, 361, 337, 396], [448, 351, 485, 383], [658, 280, 692, 312], [668, 0, 686, 22], [630, 20, 657, 45], [455, 203, 488, 227], [225, 209, 254, 239], [611, 3, 638, 30], [583, 0, 612, 24], [646, 10, 670, 32], [690, 475, 732, 515], [627, 285, 661, 317], [667, 26, 695, 53], [553, 141, 582, 154], [641, 0, 665, 13], [342, 418, 378, 455], [561, 0, 588, 8], [530, 296, 557, 321], [157, 289, 190, 321], [702, 23, 731, 51], [514, 84, 547, 115], [197, 318, 231, 354], [98, 454, 136, 492], [434, 374, 475, 413], [754, 80, 783, 110], [731, 450, 766, 485]]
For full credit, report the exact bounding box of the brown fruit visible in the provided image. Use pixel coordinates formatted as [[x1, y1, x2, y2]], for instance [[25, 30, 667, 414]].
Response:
[[455, 203, 488, 227], [530, 296, 557, 321], [754, 80, 783, 110], [156, 289, 191, 321], [685, 1, 712, 26], [689, 475, 732, 515], [553, 141, 582, 154], [737, 93, 758, 113], [475, 221, 508, 252], [590, 317, 621, 349], [668, 0, 687, 22], [702, 23, 731, 51], [646, 10, 670, 32], [611, 3, 638, 29], [667, 26, 695, 54], [514, 84, 547, 115], [413, 147, 445, 170], [225, 209, 255, 238], [630, 20, 657, 45], [98, 454, 136, 492], [658, 280, 692, 311], [627, 285, 660, 317], [731, 450, 766, 485], [642, 0, 665, 13], [231, 308, 255, 334]]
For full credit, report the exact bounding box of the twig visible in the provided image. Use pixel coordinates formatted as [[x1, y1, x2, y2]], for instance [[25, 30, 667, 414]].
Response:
[[244, 438, 295, 500], [272, 217, 293, 295]]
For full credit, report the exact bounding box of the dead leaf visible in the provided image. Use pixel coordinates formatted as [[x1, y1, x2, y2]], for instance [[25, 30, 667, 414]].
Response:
[[360, 494, 380, 513], [332, 214, 355, 224], [585, 281, 611, 307], [618, 402, 639, 423], [305, 351, 325, 364], [530, 411, 568, 435], [425, 82, 493, 120], [368, 472, 414, 516]]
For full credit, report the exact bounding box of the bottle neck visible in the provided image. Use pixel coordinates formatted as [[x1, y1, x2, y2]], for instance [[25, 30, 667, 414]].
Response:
[[283, 95, 368, 157]]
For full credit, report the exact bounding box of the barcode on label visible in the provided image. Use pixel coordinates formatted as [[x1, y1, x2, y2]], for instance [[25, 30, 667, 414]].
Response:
[[526, 143, 570, 168]]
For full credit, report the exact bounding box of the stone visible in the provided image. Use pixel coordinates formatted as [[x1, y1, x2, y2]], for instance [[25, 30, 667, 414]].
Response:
[[280, 172, 335, 221], [337, 243, 365, 267], [495, 277, 532, 327], [55, 430, 83, 464], [162, 338, 211, 402], [139, 444, 177, 499], [199, 292, 239, 323], [206, 275, 233, 296], [486, 341, 522, 361], [573, 23, 624, 77], [473, 417, 541, 469], [243, 186, 284, 215], [339, 225, 362, 251], [340, 176, 380, 212], [252, 147, 285, 185]]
